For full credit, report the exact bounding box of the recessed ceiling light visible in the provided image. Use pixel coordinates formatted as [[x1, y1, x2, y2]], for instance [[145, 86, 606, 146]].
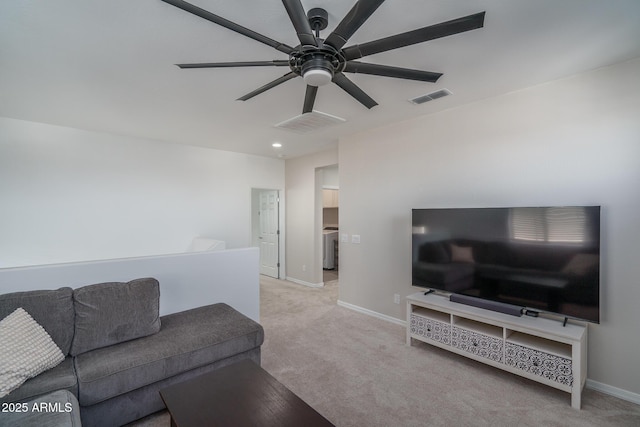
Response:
[[272, 142, 282, 148]]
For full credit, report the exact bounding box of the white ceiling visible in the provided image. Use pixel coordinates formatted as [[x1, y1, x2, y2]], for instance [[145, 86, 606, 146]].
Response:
[[2, 0, 640, 159]]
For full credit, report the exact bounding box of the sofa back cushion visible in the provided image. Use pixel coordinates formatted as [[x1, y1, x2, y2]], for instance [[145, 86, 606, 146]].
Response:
[[0, 287, 74, 356], [70, 278, 161, 356]]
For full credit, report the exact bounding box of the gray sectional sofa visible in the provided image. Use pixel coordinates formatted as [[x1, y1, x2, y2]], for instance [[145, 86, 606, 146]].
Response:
[[0, 278, 264, 427]]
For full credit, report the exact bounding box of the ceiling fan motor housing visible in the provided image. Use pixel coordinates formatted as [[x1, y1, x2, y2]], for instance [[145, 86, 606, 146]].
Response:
[[293, 7, 343, 87], [307, 7, 329, 33]]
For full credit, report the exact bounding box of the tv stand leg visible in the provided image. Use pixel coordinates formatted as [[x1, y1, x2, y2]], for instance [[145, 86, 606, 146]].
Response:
[[571, 389, 581, 409], [423, 289, 435, 296]]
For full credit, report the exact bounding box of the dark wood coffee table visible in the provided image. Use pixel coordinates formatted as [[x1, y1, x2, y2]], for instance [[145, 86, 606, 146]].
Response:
[[160, 359, 335, 427]]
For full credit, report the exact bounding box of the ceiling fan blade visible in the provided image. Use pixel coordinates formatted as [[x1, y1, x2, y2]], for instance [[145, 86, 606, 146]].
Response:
[[342, 11, 485, 60], [160, 0, 295, 54], [332, 73, 378, 109], [324, 0, 386, 51], [237, 72, 298, 101], [282, 0, 318, 47], [302, 85, 318, 114], [344, 61, 442, 83], [177, 60, 290, 69]]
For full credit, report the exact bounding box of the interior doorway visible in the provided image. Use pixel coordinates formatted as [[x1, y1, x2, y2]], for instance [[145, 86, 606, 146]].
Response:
[[319, 165, 339, 284], [251, 189, 281, 279]]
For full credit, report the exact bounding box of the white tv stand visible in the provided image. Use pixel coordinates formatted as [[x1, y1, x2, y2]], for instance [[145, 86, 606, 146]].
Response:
[[406, 292, 587, 409]]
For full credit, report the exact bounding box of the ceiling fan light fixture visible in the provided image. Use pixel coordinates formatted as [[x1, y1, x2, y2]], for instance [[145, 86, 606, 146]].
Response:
[[301, 57, 334, 87], [303, 68, 332, 86]]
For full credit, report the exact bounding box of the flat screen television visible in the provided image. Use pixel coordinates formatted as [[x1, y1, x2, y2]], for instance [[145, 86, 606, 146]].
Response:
[[412, 206, 600, 323]]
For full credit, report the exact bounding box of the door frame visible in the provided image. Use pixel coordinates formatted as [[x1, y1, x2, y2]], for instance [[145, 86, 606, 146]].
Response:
[[316, 164, 339, 286]]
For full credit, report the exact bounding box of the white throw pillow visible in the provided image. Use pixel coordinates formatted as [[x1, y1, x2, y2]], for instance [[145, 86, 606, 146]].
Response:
[[0, 307, 65, 398]]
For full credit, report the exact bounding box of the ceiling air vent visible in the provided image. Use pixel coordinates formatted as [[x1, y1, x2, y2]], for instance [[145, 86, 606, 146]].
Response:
[[409, 89, 452, 105], [275, 111, 346, 134]]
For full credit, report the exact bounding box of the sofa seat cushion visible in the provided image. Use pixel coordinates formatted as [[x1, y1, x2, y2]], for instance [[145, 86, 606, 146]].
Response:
[[0, 357, 77, 404], [74, 303, 264, 406]]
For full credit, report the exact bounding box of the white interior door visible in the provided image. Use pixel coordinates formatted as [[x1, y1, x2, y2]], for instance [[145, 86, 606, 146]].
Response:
[[259, 190, 279, 278]]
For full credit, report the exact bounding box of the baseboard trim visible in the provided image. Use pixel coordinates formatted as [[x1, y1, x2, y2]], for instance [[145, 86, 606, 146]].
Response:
[[337, 300, 407, 327], [585, 379, 640, 405], [285, 276, 324, 288]]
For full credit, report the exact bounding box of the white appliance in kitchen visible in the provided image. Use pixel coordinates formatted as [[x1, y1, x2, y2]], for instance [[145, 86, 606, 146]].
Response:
[[322, 227, 339, 269]]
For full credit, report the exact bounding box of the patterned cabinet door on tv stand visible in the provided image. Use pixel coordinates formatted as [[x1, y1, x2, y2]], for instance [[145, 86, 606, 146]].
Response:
[[406, 292, 587, 409]]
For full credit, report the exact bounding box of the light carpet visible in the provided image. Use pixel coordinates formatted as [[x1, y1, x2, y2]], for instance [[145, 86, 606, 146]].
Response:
[[130, 276, 640, 426]]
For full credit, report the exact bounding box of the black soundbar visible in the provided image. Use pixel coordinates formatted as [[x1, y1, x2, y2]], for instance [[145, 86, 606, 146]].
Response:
[[449, 294, 523, 317]]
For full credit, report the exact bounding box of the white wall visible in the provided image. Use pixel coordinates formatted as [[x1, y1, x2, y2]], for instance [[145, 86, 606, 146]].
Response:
[[285, 148, 338, 286], [0, 118, 284, 268], [0, 247, 260, 321], [338, 58, 640, 397], [322, 164, 340, 188]]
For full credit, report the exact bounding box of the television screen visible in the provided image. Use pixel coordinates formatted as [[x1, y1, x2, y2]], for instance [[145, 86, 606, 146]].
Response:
[[412, 206, 600, 323]]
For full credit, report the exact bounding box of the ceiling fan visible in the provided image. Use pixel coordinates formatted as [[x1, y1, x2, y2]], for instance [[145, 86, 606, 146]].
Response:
[[160, 0, 485, 113]]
